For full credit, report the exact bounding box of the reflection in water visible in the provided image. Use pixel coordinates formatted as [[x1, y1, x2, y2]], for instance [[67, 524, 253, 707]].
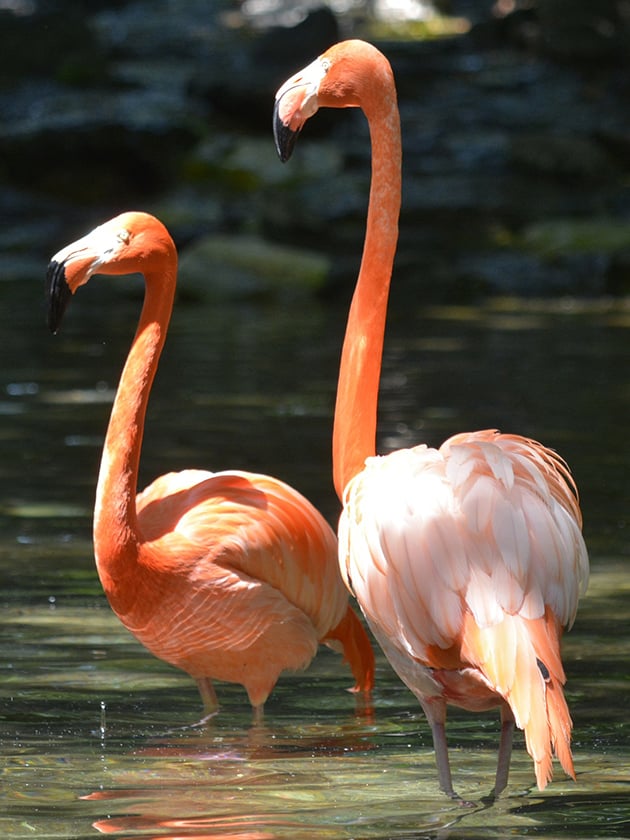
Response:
[[81, 716, 379, 837], [1, 292, 630, 837]]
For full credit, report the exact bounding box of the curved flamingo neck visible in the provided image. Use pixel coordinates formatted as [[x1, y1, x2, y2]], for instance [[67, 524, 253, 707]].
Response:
[[332, 76, 402, 500], [93, 257, 176, 575]]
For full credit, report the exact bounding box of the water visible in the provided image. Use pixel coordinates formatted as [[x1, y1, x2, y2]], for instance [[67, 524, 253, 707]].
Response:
[[1, 276, 629, 838]]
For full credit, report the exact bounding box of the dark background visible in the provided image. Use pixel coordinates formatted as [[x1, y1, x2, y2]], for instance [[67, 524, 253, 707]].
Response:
[[2, 0, 630, 303]]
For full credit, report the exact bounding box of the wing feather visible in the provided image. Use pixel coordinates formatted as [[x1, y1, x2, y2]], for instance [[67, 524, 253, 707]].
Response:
[[341, 430, 588, 683], [140, 469, 346, 637], [116, 467, 364, 705]]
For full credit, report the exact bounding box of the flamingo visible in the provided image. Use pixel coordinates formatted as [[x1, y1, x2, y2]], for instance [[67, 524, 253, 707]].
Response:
[[46, 211, 374, 720], [274, 40, 589, 797]]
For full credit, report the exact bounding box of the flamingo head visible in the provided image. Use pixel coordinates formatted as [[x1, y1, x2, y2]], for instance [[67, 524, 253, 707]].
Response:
[[273, 52, 329, 162], [273, 39, 391, 163], [46, 211, 173, 334]]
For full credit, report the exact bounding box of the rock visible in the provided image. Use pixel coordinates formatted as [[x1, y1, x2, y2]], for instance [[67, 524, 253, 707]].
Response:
[[519, 217, 630, 257], [184, 134, 343, 190], [509, 134, 615, 182], [0, 6, 108, 85], [537, 0, 630, 63], [0, 78, 201, 201], [0, 187, 79, 279], [144, 187, 224, 243], [190, 7, 340, 131], [177, 233, 330, 300], [452, 248, 609, 296], [2, 0, 630, 301]]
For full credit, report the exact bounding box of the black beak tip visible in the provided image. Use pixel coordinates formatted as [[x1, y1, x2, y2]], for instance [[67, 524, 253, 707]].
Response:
[[46, 259, 73, 334], [273, 100, 300, 163]]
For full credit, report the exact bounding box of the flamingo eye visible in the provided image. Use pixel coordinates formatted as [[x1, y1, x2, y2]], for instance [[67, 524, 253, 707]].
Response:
[[117, 229, 131, 245], [322, 59, 331, 74]]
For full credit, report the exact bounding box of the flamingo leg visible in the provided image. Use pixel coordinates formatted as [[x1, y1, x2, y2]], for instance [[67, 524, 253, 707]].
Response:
[[422, 699, 478, 805], [196, 677, 219, 716], [493, 705, 515, 797], [429, 717, 457, 798], [421, 699, 458, 799]]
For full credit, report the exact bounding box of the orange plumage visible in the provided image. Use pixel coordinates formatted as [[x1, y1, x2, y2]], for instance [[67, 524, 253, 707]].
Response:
[[46, 211, 374, 717]]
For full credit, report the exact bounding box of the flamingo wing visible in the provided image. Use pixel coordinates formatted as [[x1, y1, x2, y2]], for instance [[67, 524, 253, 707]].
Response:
[[340, 430, 588, 682], [128, 469, 353, 706], [139, 470, 346, 633]]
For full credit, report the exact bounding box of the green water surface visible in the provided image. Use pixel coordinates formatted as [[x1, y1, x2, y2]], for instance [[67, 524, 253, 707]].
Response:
[[1, 285, 629, 838]]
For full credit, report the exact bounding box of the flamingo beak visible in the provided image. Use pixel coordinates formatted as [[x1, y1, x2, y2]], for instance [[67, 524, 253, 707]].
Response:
[[273, 96, 301, 163], [46, 224, 114, 333], [46, 259, 73, 334], [273, 56, 327, 163]]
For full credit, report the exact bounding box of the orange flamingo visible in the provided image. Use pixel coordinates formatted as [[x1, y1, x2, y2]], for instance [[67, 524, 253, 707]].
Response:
[[46, 211, 374, 719], [274, 40, 589, 797]]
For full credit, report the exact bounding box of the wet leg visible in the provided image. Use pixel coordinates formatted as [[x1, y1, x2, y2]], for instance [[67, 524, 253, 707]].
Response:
[[493, 705, 515, 796]]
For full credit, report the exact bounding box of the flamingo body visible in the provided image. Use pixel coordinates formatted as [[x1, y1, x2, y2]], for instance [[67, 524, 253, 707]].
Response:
[[47, 212, 374, 715], [274, 41, 588, 795], [106, 468, 352, 708], [339, 431, 586, 789]]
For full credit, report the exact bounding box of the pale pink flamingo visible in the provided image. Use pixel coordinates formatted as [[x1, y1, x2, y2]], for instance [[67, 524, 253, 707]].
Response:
[[46, 211, 374, 719], [274, 40, 588, 796]]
